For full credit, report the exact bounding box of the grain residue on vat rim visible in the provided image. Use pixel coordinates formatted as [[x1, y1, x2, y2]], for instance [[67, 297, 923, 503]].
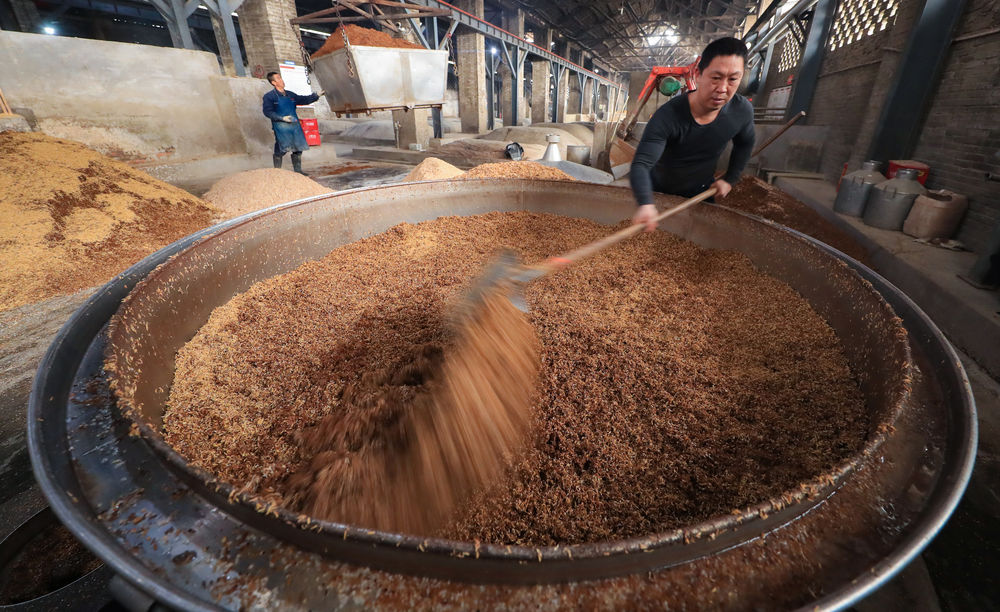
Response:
[[162, 210, 870, 546]]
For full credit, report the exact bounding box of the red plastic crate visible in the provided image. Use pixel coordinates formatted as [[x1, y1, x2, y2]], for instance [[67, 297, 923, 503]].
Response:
[[304, 130, 321, 146], [299, 118, 319, 131]]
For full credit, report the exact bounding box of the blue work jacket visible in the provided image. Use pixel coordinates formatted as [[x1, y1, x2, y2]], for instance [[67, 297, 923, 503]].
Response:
[[262, 88, 320, 153]]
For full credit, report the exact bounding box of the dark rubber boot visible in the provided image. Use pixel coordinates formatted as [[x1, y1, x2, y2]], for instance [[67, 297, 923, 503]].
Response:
[[291, 152, 307, 176], [272, 155, 283, 169]]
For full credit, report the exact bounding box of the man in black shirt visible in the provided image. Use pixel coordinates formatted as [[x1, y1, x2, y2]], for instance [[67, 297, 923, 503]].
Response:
[[631, 37, 755, 231]]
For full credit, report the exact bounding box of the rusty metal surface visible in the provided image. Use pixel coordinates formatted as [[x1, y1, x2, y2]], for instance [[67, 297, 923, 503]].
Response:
[[28, 180, 977, 610]]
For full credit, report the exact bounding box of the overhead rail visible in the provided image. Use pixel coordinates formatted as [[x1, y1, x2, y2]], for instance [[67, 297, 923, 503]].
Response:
[[400, 0, 624, 93], [745, 0, 817, 65]]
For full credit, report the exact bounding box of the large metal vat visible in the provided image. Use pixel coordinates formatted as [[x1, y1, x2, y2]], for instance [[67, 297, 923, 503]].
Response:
[[312, 46, 448, 114], [29, 180, 976, 610]]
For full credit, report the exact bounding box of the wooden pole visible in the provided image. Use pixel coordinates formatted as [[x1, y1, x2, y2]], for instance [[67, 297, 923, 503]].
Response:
[[0, 88, 12, 115]]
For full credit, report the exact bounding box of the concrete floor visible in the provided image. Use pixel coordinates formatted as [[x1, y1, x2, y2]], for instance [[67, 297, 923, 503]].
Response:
[[162, 142, 357, 197], [1, 155, 996, 609]]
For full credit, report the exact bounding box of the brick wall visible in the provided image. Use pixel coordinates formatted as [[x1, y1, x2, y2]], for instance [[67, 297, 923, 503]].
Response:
[[755, 36, 798, 107], [237, 0, 302, 77], [752, 0, 1000, 253], [844, 0, 923, 169], [810, 62, 882, 180], [805, 0, 897, 182], [910, 0, 1000, 252]]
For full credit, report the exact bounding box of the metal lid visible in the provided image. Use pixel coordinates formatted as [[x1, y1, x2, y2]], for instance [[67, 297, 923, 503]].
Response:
[[895, 168, 920, 180], [861, 161, 882, 171]]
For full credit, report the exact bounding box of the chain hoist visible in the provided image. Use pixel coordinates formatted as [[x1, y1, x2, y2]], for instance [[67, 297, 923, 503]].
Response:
[[294, 25, 315, 77], [334, 3, 356, 80]]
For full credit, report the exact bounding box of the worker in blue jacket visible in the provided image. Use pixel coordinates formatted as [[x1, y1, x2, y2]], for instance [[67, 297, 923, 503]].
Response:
[[262, 71, 323, 175]]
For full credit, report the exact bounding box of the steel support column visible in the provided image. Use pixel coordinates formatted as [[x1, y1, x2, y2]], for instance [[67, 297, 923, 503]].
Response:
[[406, 10, 432, 49], [514, 45, 526, 126], [432, 108, 443, 138], [760, 40, 775, 90], [201, 0, 245, 76], [404, 0, 622, 94], [747, 38, 775, 96], [867, 0, 970, 162], [786, 0, 832, 119], [551, 63, 565, 123], [441, 19, 459, 50], [149, 0, 199, 50], [486, 51, 500, 131], [747, 0, 815, 59], [500, 41, 525, 127], [582, 76, 594, 115]]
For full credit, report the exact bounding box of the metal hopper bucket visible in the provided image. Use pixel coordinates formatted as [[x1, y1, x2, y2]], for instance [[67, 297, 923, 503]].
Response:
[[312, 46, 448, 114]]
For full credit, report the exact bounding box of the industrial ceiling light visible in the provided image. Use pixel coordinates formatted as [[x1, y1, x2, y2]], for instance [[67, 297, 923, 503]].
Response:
[[42, 25, 56, 35]]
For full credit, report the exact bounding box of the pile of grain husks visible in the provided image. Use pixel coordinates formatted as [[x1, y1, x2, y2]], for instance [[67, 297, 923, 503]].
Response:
[[403, 159, 578, 182], [0, 131, 218, 312], [164, 210, 871, 545], [404, 157, 465, 181], [311, 24, 422, 60], [724, 177, 870, 264], [463, 161, 576, 181], [203, 168, 332, 219]]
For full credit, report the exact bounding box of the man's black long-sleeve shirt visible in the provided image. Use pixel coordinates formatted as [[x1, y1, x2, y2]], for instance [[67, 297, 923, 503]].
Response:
[[629, 92, 755, 204]]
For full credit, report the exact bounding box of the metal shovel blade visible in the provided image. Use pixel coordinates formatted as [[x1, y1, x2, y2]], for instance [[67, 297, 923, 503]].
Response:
[[462, 250, 534, 314]]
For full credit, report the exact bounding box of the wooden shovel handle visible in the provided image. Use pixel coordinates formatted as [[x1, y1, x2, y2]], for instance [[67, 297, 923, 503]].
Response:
[[533, 187, 718, 276], [525, 110, 805, 279]]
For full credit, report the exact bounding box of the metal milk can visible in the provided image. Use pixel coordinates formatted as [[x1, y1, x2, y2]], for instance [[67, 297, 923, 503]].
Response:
[[834, 161, 886, 217], [863, 168, 927, 230]]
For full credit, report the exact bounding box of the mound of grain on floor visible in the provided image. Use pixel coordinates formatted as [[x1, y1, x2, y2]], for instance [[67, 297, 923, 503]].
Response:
[[404, 157, 465, 182], [202, 168, 332, 219], [312, 24, 421, 59], [0, 131, 218, 312], [164, 211, 870, 545], [433, 139, 548, 164], [478, 126, 585, 159], [725, 177, 870, 264], [463, 161, 576, 181]]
